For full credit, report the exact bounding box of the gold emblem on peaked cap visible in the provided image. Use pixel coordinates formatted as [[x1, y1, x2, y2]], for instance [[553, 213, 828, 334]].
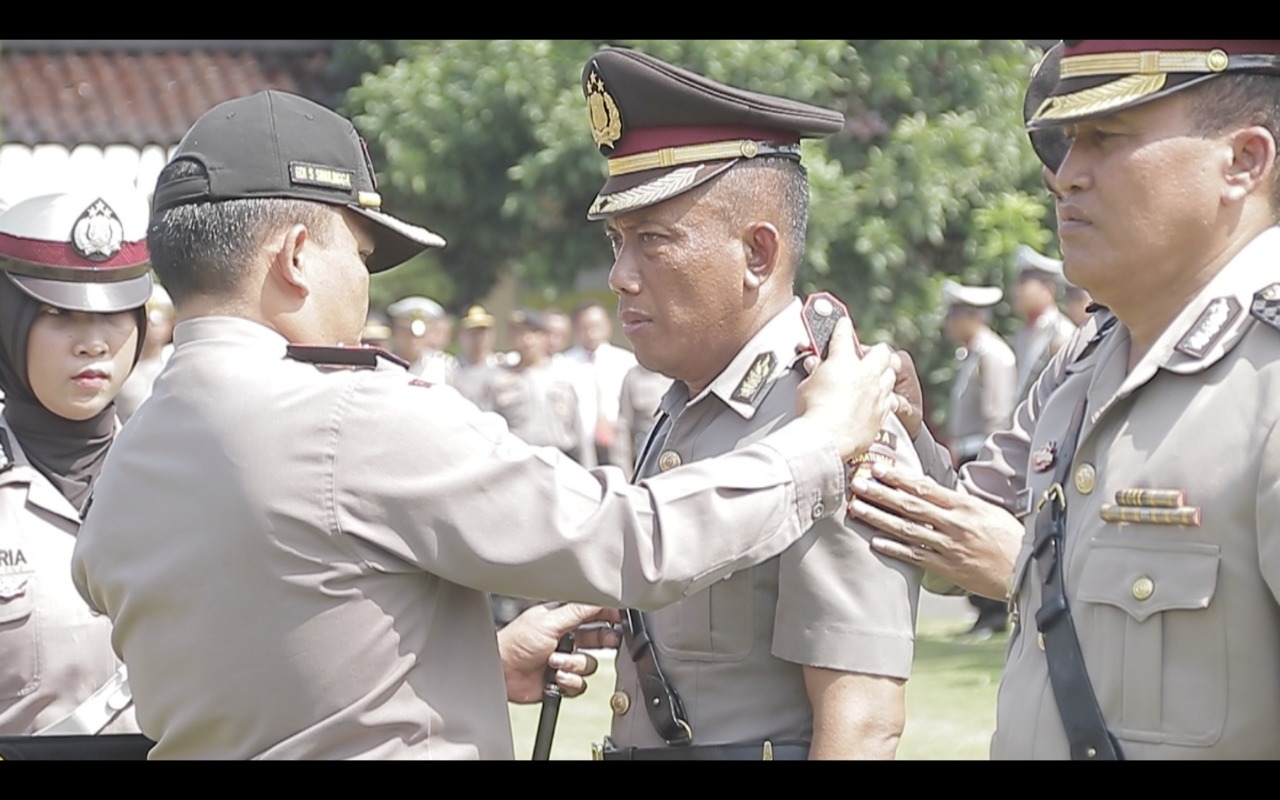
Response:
[[70, 199, 124, 262], [586, 68, 623, 151]]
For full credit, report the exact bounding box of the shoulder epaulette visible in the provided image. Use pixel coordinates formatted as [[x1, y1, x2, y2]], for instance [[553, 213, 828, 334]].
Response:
[[1250, 283, 1280, 333], [285, 345, 410, 370]]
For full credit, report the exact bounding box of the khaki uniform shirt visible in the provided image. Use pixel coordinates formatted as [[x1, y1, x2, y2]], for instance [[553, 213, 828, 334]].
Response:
[[70, 316, 848, 760], [474, 362, 584, 463], [927, 227, 1280, 759], [611, 365, 672, 476], [610, 302, 923, 748], [948, 326, 1016, 461], [1013, 306, 1077, 402], [0, 413, 136, 735]]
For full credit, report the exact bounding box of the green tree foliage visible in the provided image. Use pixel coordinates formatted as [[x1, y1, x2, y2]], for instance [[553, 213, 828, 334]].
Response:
[[343, 40, 1054, 429]]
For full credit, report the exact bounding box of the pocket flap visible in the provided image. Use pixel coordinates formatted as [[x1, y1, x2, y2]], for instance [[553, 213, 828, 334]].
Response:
[[0, 574, 33, 624], [1076, 538, 1219, 623]]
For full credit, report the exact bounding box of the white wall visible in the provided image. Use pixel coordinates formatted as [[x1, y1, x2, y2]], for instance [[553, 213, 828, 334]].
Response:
[[0, 143, 176, 212]]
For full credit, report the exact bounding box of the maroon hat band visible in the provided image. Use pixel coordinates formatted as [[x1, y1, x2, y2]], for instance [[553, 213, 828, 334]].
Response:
[[0, 232, 151, 282]]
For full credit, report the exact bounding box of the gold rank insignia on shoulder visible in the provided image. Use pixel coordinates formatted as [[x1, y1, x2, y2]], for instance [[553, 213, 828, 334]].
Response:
[[1251, 283, 1280, 333], [1031, 441, 1057, 473], [1100, 487, 1201, 527], [586, 68, 623, 151], [731, 352, 777, 405], [1175, 296, 1241, 358]]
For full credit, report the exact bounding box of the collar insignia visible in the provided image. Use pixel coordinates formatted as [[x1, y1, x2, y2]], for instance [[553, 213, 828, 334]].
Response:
[[1251, 283, 1280, 333], [731, 352, 777, 405], [1176, 296, 1240, 358], [70, 199, 124, 262], [586, 67, 623, 152]]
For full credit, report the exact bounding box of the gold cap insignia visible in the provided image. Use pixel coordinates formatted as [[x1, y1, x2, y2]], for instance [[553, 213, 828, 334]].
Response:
[[586, 68, 623, 151], [70, 199, 124, 262]]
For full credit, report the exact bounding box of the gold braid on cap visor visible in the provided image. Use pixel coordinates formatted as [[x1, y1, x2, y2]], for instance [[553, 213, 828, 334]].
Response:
[[1031, 49, 1233, 124]]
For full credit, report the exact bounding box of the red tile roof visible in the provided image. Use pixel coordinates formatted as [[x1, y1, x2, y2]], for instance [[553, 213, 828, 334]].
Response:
[[0, 41, 339, 147]]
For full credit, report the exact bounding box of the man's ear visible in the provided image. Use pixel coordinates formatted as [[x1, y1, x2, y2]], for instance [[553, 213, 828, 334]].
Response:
[[742, 222, 781, 291], [1223, 124, 1278, 205], [268, 223, 312, 299]]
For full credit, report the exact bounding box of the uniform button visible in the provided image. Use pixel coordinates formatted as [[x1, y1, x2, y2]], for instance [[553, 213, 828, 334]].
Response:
[[609, 691, 630, 716], [658, 451, 682, 472], [1074, 463, 1096, 495], [1132, 576, 1155, 601], [1085, 746, 1097, 759], [811, 502, 826, 519]]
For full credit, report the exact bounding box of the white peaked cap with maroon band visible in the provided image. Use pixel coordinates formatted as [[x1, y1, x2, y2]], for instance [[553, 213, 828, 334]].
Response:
[[0, 185, 152, 313]]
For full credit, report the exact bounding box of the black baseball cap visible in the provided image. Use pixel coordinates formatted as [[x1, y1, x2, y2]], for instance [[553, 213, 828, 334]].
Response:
[[152, 90, 445, 273]]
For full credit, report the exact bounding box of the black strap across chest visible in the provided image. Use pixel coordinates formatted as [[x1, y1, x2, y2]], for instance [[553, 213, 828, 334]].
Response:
[[1030, 315, 1124, 760]]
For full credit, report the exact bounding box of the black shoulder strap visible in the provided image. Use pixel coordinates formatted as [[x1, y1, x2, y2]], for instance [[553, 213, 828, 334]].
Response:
[[285, 345, 409, 370], [1029, 314, 1123, 761]]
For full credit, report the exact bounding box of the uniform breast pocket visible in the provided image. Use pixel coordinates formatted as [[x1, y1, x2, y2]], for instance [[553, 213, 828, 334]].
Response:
[[0, 573, 40, 701], [1076, 538, 1224, 746], [655, 569, 756, 663]]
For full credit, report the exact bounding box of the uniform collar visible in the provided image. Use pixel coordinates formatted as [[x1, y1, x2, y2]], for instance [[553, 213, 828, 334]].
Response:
[[173, 316, 291, 355], [0, 413, 82, 524], [1066, 227, 1280, 438], [1112, 227, 1280, 399], [675, 299, 806, 421]]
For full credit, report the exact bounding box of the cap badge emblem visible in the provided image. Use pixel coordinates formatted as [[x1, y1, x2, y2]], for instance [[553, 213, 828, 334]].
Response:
[[586, 68, 623, 151], [70, 199, 124, 262]]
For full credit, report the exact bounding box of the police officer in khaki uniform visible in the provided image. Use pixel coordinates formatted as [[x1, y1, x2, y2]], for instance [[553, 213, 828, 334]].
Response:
[[475, 309, 584, 463], [943, 280, 1017, 465], [388, 295, 458, 384], [69, 90, 901, 759], [448, 304, 507, 405], [581, 46, 923, 760], [852, 39, 1280, 759], [0, 187, 151, 753], [1011, 245, 1076, 401]]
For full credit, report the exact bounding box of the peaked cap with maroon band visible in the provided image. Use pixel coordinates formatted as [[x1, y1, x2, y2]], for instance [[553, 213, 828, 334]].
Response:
[[0, 186, 153, 313], [582, 47, 845, 220], [1028, 40, 1280, 129]]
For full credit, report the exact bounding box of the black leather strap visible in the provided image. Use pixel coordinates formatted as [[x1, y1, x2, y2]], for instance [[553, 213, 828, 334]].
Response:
[[622, 608, 692, 746], [601, 740, 808, 760], [1029, 315, 1123, 760], [619, 412, 692, 746], [0, 734, 154, 760]]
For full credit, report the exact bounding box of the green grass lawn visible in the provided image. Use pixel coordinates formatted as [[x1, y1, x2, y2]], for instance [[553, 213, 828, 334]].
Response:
[[510, 617, 1007, 760]]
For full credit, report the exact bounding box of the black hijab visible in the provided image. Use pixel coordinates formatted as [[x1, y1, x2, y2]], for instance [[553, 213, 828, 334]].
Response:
[[0, 273, 146, 514]]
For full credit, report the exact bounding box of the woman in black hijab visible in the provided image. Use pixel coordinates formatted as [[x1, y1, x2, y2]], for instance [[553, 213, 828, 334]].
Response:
[[0, 186, 152, 743]]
